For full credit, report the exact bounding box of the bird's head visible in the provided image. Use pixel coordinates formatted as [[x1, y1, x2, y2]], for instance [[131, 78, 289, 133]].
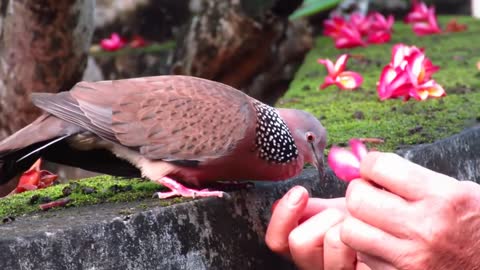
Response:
[[278, 109, 327, 179]]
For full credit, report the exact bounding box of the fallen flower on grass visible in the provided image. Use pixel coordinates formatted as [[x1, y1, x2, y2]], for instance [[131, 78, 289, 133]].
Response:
[[411, 7, 441, 36], [405, 1, 442, 36], [323, 15, 348, 39], [100, 33, 126, 51], [404, 0, 429, 23], [377, 43, 445, 101], [14, 158, 58, 194], [323, 12, 394, 49], [318, 54, 363, 90], [328, 139, 368, 182], [445, 19, 467, 33]]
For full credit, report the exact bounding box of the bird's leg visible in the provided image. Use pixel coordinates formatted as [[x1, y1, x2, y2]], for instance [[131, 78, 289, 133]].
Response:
[[153, 177, 225, 199]]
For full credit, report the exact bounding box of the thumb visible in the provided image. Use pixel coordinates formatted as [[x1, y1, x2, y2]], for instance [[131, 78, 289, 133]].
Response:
[[266, 186, 309, 258]]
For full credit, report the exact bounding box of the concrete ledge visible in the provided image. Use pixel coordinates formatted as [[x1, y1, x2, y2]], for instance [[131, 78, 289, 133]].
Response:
[[0, 126, 478, 270], [0, 169, 346, 270]]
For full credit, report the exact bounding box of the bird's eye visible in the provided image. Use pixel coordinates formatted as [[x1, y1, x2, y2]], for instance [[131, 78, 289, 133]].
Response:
[[306, 132, 315, 143]]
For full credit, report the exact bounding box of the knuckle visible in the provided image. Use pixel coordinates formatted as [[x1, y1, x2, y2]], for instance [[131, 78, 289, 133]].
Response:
[[339, 217, 355, 244], [324, 226, 342, 249], [265, 236, 288, 254], [346, 181, 365, 215], [287, 229, 306, 251]]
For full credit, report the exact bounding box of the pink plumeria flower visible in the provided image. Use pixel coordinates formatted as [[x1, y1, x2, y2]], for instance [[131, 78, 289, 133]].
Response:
[[412, 7, 442, 36], [377, 43, 445, 101], [391, 43, 423, 68], [377, 65, 411, 100], [367, 30, 391, 44], [404, 0, 429, 23], [369, 12, 395, 32], [328, 139, 368, 182], [405, 51, 445, 100], [334, 26, 366, 49], [318, 54, 363, 90], [323, 16, 347, 38], [350, 13, 371, 35], [324, 12, 394, 49], [409, 80, 446, 101], [100, 33, 126, 51]]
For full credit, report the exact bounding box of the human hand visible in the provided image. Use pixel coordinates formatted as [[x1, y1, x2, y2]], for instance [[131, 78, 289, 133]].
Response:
[[265, 185, 371, 270], [342, 152, 480, 270]]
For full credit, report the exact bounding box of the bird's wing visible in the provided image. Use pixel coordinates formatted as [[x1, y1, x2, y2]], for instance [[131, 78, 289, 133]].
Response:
[[33, 76, 255, 162]]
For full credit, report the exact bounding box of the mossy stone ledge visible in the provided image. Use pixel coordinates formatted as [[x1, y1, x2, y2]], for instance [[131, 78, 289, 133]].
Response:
[[281, 16, 480, 152]]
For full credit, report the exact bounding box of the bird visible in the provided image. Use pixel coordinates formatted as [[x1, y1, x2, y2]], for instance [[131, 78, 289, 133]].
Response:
[[0, 75, 327, 198]]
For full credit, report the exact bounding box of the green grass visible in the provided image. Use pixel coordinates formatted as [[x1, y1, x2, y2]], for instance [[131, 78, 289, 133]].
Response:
[[0, 175, 189, 220], [280, 16, 480, 151]]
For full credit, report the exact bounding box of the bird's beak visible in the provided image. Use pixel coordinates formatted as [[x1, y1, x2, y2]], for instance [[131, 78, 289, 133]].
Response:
[[310, 143, 325, 181]]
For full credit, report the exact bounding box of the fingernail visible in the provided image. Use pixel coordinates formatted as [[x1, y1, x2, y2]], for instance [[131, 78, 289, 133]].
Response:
[[286, 186, 305, 205]]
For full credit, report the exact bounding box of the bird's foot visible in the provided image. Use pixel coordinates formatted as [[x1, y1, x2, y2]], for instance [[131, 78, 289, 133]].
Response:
[[153, 177, 225, 199]]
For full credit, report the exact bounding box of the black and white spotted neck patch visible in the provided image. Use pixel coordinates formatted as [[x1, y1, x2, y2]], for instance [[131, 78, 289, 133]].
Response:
[[253, 102, 299, 163]]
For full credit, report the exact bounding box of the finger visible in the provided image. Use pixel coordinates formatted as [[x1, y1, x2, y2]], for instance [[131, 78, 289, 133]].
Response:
[[360, 152, 456, 201], [346, 179, 413, 238], [266, 186, 309, 258], [324, 223, 356, 270], [356, 262, 373, 270], [300, 197, 347, 223], [357, 253, 397, 270], [289, 209, 345, 270], [340, 216, 409, 264]]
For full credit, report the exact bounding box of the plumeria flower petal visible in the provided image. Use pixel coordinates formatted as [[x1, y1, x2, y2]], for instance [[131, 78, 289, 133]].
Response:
[[328, 147, 361, 182], [350, 139, 368, 161], [317, 58, 336, 76], [328, 139, 369, 182], [369, 13, 394, 32], [405, 0, 430, 23], [14, 158, 58, 194], [410, 80, 446, 100], [412, 7, 441, 36], [335, 26, 366, 49], [100, 33, 126, 51], [445, 19, 467, 32], [378, 43, 445, 101], [377, 65, 412, 100], [320, 76, 337, 90], [335, 71, 363, 90], [367, 30, 391, 44], [323, 16, 347, 38], [318, 54, 363, 90], [334, 54, 349, 74], [350, 13, 371, 35], [391, 44, 424, 68]]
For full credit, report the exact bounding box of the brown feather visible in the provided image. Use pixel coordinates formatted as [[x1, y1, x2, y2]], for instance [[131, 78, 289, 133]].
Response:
[[34, 76, 255, 163]]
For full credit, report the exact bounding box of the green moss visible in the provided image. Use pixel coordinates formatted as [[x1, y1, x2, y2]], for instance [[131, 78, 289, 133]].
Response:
[[0, 175, 189, 220], [281, 16, 480, 151]]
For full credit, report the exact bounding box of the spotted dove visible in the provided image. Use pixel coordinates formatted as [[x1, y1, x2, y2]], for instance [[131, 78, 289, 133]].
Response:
[[0, 76, 327, 198]]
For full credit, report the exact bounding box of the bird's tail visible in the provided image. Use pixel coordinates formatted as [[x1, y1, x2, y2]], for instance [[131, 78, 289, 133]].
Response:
[[0, 114, 78, 196]]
